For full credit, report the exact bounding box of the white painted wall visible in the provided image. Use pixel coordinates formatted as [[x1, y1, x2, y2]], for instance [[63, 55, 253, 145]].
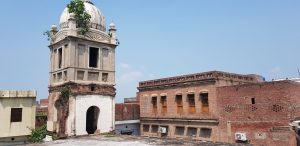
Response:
[[74, 95, 114, 135]]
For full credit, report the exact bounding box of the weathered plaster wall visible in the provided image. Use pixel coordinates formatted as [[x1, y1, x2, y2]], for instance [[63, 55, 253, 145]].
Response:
[[0, 90, 36, 139], [75, 95, 114, 135]]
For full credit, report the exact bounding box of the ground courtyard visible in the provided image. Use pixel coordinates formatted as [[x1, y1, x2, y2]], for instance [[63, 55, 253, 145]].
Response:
[[25, 135, 250, 146]]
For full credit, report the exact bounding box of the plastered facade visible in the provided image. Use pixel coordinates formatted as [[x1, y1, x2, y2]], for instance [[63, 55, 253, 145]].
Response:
[[74, 95, 115, 135], [47, 0, 118, 137], [0, 90, 36, 141]]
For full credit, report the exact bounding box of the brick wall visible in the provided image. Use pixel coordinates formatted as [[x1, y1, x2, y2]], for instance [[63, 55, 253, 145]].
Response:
[[115, 103, 140, 121], [39, 99, 49, 107], [137, 71, 300, 145], [139, 83, 219, 120], [217, 80, 300, 145]]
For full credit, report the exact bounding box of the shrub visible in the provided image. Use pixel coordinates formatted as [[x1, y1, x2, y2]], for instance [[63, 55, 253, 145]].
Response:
[[28, 125, 47, 143]]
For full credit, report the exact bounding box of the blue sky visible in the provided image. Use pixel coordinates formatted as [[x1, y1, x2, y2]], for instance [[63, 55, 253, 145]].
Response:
[[0, 0, 299, 103]]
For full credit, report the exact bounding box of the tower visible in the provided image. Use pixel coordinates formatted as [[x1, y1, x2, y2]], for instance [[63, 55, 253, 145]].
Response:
[[47, 0, 118, 137]]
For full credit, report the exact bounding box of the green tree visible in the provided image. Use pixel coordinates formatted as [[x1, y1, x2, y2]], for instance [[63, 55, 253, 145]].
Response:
[[67, 0, 91, 35]]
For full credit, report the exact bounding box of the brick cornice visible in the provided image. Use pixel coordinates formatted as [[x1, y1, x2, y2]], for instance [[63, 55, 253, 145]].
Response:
[[48, 82, 116, 97]]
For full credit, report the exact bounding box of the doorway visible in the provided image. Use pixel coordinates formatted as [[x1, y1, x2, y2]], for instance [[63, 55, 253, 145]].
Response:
[[86, 106, 100, 134]]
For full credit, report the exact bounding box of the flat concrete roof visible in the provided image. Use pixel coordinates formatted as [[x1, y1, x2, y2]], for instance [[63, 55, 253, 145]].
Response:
[[0, 90, 37, 98]]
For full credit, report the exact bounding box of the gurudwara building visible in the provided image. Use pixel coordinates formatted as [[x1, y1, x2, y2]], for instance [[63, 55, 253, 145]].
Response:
[[46, 0, 118, 137], [138, 71, 300, 146]]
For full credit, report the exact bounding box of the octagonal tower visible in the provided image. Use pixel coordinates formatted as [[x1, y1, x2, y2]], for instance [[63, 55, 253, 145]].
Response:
[[47, 0, 118, 137]]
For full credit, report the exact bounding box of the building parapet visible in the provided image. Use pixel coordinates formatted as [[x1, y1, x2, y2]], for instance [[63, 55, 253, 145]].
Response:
[[140, 117, 219, 124], [115, 120, 140, 125], [138, 71, 262, 88], [124, 97, 138, 103], [0, 90, 37, 98]]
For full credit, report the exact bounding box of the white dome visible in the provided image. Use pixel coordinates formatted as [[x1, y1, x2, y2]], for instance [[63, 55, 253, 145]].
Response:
[[59, 0, 106, 31]]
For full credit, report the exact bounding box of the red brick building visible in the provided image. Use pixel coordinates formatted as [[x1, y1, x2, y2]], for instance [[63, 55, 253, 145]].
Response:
[[115, 97, 140, 135], [36, 99, 48, 128], [137, 71, 300, 145], [115, 97, 140, 121], [217, 80, 300, 145]]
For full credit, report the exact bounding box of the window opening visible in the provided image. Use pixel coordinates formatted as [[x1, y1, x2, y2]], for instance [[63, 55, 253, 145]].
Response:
[[176, 95, 183, 113], [152, 96, 157, 113], [143, 125, 150, 132], [58, 48, 62, 69], [102, 73, 108, 82], [200, 128, 212, 138], [151, 125, 159, 133], [188, 94, 195, 113], [251, 98, 255, 104], [11, 108, 22, 122], [161, 96, 167, 113], [187, 127, 197, 137], [175, 126, 185, 135], [89, 47, 99, 68], [200, 93, 209, 113]]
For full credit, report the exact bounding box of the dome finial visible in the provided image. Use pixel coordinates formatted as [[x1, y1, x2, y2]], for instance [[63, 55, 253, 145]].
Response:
[[109, 21, 116, 29]]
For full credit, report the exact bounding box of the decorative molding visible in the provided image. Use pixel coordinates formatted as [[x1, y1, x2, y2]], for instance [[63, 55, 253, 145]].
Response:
[[49, 82, 116, 97], [52, 31, 68, 44], [84, 31, 110, 43], [139, 71, 262, 89], [52, 29, 110, 44]]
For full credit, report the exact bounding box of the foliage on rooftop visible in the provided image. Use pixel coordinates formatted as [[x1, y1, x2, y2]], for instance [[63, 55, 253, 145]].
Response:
[[67, 0, 91, 35]]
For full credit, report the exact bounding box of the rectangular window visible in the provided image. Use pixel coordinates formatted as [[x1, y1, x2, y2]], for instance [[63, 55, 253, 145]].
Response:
[[175, 126, 185, 136], [161, 96, 167, 113], [143, 125, 150, 132], [251, 98, 255, 104], [53, 49, 57, 70], [200, 93, 209, 113], [102, 73, 108, 82], [58, 48, 62, 69], [11, 108, 22, 122], [57, 72, 62, 81], [200, 128, 212, 138], [63, 71, 67, 81], [151, 125, 159, 133], [176, 95, 183, 113], [54, 49, 57, 69], [187, 127, 197, 137], [52, 74, 56, 82], [89, 47, 99, 68], [152, 96, 157, 113], [188, 94, 195, 113]]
